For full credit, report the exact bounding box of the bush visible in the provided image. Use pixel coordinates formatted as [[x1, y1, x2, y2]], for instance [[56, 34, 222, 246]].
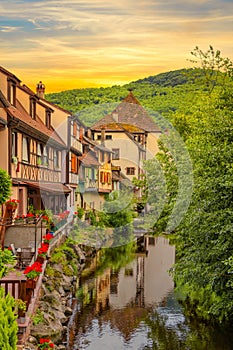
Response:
[[0, 168, 11, 205], [0, 288, 18, 349]]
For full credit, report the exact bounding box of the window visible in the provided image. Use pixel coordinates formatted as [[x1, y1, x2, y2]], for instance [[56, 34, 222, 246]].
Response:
[[112, 148, 119, 160], [43, 146, 48, 166], [45, 110, 51, 128], [37, 143, 43, 165], [12, 132, 18, 157], [22, 137, 29, 163], [106, 135, 112, 140], [73, 122, 77, 137], [100, 171, 104, 183], [71, 153, 76, 173], [107, 173, 111, 184], [126, 167, 135, 175], [30, 98, 36, 119], [7, 80, 16, 106], [54, 150, 59, 168]]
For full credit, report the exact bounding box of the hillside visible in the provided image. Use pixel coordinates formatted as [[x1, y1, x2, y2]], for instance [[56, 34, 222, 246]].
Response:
[[45, 68, 213, 126]]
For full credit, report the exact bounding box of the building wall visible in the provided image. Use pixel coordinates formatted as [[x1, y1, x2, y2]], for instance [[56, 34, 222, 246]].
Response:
[[103, 134, 141, 180], [5, 224, 46, 249], [0, 127, 8, 171], [83, 191, 104, 211], [146, 132, 161, 159], [42, 101, 68, 143], [0, 71, 8, 96]]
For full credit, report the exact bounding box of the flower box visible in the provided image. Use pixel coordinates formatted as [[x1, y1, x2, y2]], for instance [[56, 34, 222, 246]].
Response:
[[26, 278, 37, 289]]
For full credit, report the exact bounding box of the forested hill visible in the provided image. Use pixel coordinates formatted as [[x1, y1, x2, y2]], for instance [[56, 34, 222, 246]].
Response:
[[45, 68, 212, 126]]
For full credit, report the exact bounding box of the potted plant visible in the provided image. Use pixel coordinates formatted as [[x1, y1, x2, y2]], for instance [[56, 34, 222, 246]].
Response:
[[37, 338, 55, 349], [14, 298, 27, 322], [42, 233, 53, 244], [24, 262, 43, 288], [5, 198, 19, 210], [37, 243, 49, 263]]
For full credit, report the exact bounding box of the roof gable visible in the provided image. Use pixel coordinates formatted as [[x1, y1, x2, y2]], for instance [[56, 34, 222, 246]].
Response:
[[91, 91, 160, 133]]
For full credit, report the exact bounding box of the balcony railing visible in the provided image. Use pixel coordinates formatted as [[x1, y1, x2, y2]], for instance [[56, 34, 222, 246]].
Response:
[[20, 162, 61, 182], [70, 172, 79, 185], [71, 137, 83, 153], [78, 178, 98, 193]]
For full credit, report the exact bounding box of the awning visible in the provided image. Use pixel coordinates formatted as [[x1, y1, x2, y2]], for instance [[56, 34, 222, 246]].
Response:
[[19, 181, 71, 194]]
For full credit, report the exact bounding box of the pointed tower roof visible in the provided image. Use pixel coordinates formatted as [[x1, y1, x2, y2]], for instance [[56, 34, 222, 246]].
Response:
[[91, 90, 160, 133], [123, 90, 141, 105]]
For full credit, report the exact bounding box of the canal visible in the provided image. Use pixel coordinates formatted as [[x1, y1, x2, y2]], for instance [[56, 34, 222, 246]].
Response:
[[67, 236, 233, 350]]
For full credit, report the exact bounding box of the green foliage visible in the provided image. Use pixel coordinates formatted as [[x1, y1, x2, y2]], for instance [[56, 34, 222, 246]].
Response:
[[0, 249, 16, 279], [0, 288, 18, 349], [76, 207, 85, 219], [170, 47, 233, 323], [45, 68, 223, 126], [62, 264, 73, 277], [0, 168, 11, 205], [32, 309, 44, 325], [103, 190, 134, 245]]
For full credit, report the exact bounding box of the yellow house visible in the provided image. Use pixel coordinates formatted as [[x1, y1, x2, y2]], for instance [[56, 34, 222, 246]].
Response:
[[77, 135, 113, 211]]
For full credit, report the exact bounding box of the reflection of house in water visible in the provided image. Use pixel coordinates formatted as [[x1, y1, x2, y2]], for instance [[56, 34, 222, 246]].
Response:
[[68, 236, 176, 349], [109, 236, 175, 309], [96, 268, 110, 314]]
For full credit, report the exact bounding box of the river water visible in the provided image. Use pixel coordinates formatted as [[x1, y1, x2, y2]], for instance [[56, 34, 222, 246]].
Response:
[[67, 236, 233, 350]]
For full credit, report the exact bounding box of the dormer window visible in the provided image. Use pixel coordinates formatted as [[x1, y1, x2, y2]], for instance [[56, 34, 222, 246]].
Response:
[[7, 79, 16, 106], [46, 110, 51, 128], [30, 97, 36, 119]]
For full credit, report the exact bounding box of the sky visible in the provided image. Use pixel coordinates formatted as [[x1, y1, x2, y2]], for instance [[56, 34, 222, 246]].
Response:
[[0, 0, 232, 93]]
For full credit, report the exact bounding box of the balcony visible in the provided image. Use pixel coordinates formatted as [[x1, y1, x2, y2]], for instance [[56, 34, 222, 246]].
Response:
[[71, 137, 83, 154], [78, 178, 98, 193], [70, 172, 79, 185], [20, 162, 61, 182]]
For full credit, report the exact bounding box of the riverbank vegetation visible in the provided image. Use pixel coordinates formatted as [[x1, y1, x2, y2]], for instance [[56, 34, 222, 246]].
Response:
[[147, 46, 233, 324]]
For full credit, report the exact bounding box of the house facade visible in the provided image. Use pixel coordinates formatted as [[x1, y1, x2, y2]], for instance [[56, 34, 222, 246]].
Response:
[[91, 91, 161, 182], [0, 67, 70, 215], [36, 85, 85, 212], [77, 135, 114, 211]]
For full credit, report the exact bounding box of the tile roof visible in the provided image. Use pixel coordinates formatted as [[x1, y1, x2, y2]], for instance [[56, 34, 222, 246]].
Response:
[[83, 135, 112, 152], [21, 181, 71, 194], [78, 151, 100, 167], [91, 91, 160, 132], [0, 66, 21, 83], [6, 100, 65, 146]]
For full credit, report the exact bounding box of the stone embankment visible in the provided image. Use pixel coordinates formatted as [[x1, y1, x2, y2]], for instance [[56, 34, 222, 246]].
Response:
[[24, 241, 95, 350]]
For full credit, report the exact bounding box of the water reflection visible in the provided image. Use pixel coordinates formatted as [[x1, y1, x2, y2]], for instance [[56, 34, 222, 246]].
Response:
[[67, 236, 233, 350]]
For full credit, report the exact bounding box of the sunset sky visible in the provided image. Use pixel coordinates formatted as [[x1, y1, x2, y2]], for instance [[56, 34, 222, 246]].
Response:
[[1, 0, 232, 93]]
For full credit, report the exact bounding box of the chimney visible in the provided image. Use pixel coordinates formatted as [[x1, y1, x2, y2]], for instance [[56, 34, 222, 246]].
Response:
[[36, 81, 45, 99], [101, 126, 105, 145]]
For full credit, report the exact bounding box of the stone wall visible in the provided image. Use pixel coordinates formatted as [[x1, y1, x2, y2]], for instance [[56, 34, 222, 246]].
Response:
[[5, 224, 46, 250]]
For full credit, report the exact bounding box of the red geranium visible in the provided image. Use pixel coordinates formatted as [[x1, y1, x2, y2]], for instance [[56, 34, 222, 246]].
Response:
[[43, 233, 53, 243], [38, 338, 55, 349], [38, 243, 49, 257], [23, 262, 42, 279]]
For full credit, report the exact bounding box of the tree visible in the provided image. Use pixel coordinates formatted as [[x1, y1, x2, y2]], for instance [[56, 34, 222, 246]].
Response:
[[103, 190, 134, 246], [172, 47, 233, 323], [0, 168, 11, 205]]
